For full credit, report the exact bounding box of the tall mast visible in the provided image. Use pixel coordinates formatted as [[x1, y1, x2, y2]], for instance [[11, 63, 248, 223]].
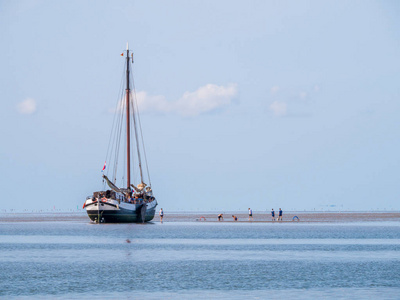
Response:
[[125, 43, 131, 188]]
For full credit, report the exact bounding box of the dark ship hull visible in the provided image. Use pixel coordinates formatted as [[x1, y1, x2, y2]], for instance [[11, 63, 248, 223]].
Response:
[[84, 196, 157, 223]]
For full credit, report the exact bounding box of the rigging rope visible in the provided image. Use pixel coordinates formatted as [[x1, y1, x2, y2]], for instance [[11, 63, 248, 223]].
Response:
[[113, 79, 125, 184], [103, 59, 126, 189], [129, 76, 144, 184], [132, 81, 152, 187], [109, 60, 126, 185], [105, 62, 125, 167]]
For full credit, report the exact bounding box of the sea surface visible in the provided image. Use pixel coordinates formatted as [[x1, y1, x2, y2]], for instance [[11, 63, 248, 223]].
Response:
[[1, 214, 400, 299]]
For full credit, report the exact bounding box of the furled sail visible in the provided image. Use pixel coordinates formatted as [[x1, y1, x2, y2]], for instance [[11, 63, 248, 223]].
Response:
[[103, 175, 122, 193], [131, 182, 147, 192]]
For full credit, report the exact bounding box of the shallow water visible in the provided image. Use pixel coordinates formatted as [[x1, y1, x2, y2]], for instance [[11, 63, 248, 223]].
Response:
[[1, 217, 400, 299]]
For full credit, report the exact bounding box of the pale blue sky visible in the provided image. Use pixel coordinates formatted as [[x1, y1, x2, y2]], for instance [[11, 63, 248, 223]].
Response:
[[1, 0, 399, 211]]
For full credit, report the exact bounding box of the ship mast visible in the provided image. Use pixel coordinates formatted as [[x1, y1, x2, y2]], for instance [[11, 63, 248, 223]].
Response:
[[125, 43, 131, 188]]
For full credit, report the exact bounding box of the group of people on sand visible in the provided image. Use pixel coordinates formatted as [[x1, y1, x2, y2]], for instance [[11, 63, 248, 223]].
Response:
[[159, 208, 284, 222], [271, 208, 283, 221], [217, 208, 283, 221]]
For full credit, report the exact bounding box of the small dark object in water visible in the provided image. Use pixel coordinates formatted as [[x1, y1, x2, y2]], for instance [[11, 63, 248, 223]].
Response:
[[126, 239, 131, 243]]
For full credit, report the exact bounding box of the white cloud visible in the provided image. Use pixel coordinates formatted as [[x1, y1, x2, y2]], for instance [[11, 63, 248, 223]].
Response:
[[16, 98, 37, 114], [136, 83, 238, 116], [270, 101, 287, 117], [299, 91, 307, 99], [174, 83, 237, 116], [271, 86, 280, 94], [112, 92, 167, 114], [314, 85, 320, 92], [136, 91, 169, 113]]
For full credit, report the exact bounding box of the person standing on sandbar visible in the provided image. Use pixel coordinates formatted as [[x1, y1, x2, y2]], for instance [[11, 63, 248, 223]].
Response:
[[271, 209, 275, 221], [248, 208, 253, 221], [159, 208, 164, 222], [278, 208, 283, 221]]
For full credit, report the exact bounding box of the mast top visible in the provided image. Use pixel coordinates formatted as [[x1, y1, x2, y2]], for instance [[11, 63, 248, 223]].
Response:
[[126, 42, 129, 51]]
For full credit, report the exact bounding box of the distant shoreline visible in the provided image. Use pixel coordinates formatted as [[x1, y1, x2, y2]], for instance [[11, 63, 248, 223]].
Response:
[[1, 211, 399, 223]]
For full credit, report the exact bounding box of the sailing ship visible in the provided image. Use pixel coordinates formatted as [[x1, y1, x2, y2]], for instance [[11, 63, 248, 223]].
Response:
[[83, 44, 158, 223]]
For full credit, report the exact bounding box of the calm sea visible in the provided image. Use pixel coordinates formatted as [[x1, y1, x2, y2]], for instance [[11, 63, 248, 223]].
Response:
[[1, 215, 400, 299]]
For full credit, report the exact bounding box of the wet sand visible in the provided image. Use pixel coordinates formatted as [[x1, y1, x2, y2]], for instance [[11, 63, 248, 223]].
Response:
[[0, 211, 399, 223]]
